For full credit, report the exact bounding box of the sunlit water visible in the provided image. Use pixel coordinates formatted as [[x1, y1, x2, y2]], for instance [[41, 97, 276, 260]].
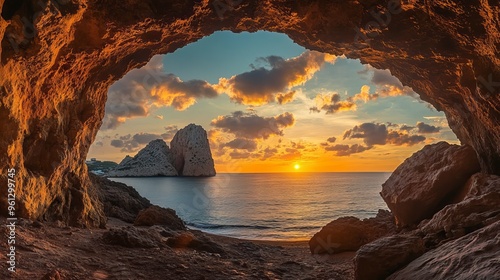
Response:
[[110, 172, 390, 241]]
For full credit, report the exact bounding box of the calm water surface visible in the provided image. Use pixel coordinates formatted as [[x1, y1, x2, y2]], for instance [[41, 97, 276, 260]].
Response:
[[110, 172, 390, 241]]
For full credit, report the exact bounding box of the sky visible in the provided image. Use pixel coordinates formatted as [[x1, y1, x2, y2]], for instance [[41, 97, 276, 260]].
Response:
[[88, 31, 459, 173]]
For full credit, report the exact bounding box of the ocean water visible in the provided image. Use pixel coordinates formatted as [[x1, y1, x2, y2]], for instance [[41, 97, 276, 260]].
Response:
[[110, 172, 390, 241]]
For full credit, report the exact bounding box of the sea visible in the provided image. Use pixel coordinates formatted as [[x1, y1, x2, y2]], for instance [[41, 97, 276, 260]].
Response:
[[110, 172, 391, 241]]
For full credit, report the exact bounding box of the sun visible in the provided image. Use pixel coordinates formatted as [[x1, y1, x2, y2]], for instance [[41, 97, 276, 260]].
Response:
[[294, 163, 300, 170]]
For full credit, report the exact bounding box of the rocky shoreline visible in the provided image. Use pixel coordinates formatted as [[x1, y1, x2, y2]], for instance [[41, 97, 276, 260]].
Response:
[[1, 142, 497, 279]]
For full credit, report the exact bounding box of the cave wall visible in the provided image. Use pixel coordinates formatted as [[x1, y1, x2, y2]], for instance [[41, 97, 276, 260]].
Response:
[[0, 0, 498, 226]]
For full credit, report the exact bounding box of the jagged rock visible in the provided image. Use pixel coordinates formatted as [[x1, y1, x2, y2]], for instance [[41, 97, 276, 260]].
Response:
[[0, 0, 499, 228], [107, 139, 178, 177], [102, 226, 164, 248], [134, 205, 186, 230], [381, 142, 480, 227], [170, 124, 216, 177], [90, 174, 151, 223], [354, 234, 426, 280], [419, 173, 500, 242], [309, 209, 396, 254], [388, 221, 500, 280]]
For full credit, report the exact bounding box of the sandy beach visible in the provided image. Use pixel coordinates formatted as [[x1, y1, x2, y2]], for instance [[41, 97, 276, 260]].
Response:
[[0, 217, 355, 280]]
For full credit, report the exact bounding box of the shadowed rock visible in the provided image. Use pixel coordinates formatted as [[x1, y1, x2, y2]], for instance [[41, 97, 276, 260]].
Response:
[[354, 234, 426, 280], [309, 209, 396, 254], [134, 205, 186, 230], [90, 174, 151, 223], [381, 142, 480, 227], [388, 220, 500, 280]]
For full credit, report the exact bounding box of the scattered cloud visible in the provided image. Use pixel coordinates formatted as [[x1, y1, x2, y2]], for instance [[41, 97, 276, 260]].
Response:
[[416, 121, 441, 134], [311, 93, 357, 114], [276, 91, 296, 105], [110, 126, 179, 153], [223, 138, 258, 151], [155, 115, 164, 120], [217, 51, 336, 105], [327, 137, 337, 143], [211, 111, 295, 140], [102, 56, 219, 130], [325, 144, 372, 156], [161, 125, 179, 141], [343, 122, 426, 147]]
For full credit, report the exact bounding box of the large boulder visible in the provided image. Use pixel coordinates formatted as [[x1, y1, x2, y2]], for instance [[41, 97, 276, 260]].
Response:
[[419, 173, 500, 242], [388, 220, 500, 280], [107, 139, 178, 177], [170, 124, 216, 177], [354, 234, 426, 280], [381, 142, 480, 227], [309, 209, 395, 254], [90, 174, 151, 223], [134, 205, 186, 230]]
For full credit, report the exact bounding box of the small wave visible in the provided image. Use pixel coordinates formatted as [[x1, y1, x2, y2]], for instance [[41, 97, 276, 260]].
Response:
[[187, 222, 273, 230]]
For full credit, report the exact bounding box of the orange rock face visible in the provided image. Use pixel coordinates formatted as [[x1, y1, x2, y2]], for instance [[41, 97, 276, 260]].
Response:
[[0, 0, 499, 225]]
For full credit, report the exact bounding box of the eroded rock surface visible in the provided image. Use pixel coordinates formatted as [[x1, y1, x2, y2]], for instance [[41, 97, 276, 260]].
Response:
[[309, 209, 395, 254], [90, 174, 151, 223], [354, 234, 426, 280], [170, 124, 216, 177], [419, 173, 500, 243], [381, 142, 480, 227], [388, 220, 500, 280], [107, 139, 178, 177]]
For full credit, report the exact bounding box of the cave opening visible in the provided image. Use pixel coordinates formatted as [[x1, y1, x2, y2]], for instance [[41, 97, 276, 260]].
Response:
[[87, 30, 459, 241]]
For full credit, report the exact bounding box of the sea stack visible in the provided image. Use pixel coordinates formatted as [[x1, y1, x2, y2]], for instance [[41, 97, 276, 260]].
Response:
[[109, 124, 216, 177], [107, 140, 178, 177], [170, 124, 216, 177]]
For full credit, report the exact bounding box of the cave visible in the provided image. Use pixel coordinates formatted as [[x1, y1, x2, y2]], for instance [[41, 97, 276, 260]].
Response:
[[0, 0, 498, 241]]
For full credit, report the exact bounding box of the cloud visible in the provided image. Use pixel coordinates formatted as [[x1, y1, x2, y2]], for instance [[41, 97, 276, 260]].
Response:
[[312, 93, 357, 114], [229, 151, 253, 159], [211, 111, 295, 140], [343, 123, 389, 146], [110, 127, 178, 153], [416, 122, 441, 134], [327, 137, 337, 143], [325, 144, 372, 156], [217, 51, 336, 105], [343, 122, 426, 147], [161, 125, 179, 141], [155, 115, 164, 120], [94, 141, 104, 147], [223, 138, 258, 151], [102, 56, 219, 130], [276, 91, 296, 105], [362, 66, 417, 98]]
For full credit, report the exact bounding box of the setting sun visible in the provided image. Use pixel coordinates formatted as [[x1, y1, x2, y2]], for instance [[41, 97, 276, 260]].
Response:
[[294, 164, 300, 170]]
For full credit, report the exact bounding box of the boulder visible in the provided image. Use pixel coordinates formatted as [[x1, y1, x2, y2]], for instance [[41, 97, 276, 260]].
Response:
[[108, 139, 178, 177], [170, 124, 216, 177], [134, 205, 186, 230], [381, 142, 480, 227], [90, 174, 151, 223], [309, 209, 396, 254], [102, 226, 164, 248], [167, 231, 226, 255], [388, 220, 500, 280], [354, 234, 426, 280], [419, 173, 500, 242]]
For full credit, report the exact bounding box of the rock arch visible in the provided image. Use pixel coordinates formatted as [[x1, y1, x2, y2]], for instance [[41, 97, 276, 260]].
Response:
[[0, 0, 498, 226]]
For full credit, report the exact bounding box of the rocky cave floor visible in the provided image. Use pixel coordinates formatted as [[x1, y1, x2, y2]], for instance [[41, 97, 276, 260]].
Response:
[[0, 217, 355, 280]]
